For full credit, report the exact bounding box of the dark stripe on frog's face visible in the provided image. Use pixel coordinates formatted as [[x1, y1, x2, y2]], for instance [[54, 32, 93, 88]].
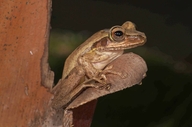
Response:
[[91, 29, 146, 51]]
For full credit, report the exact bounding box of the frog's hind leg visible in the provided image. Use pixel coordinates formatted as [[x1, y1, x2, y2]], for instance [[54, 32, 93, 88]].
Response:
[[81, 76, 111, 90], [102, 65, 128, 79]]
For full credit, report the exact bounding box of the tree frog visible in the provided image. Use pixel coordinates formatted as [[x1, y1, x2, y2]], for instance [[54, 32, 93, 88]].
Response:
[[52, 21, 146, 109], [63, 21, 146, 80]]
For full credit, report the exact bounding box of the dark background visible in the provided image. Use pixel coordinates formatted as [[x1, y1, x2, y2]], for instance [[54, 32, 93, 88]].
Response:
[[49, 0, 192, 126]]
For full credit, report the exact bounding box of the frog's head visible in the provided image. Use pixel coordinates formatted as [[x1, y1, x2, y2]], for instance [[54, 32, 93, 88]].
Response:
[[92, 21, 146, 51]]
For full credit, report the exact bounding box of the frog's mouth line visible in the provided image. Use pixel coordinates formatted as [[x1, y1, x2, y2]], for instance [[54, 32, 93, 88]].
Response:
[[127, 35, 146, 41], [97, 35, 146, 51], [98, 44, 144, 51]]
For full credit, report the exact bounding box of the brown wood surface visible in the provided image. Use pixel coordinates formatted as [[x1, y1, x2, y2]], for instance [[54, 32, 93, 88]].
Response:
[[0, 0, 53, 127]]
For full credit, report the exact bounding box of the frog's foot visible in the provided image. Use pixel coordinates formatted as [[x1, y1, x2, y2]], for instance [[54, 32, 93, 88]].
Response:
[[82, 82, 111, 90], [137, 73, 147, 85], [101, 65, 128, 79], [83, 76, 106, 85], [143, 73, 147, 78], [82, 76, 111, 91], [98, 83, 111, 90]]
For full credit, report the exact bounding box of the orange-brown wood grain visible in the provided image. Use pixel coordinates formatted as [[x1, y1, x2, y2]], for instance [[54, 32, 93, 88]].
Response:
[[0, 0, 53, 126]]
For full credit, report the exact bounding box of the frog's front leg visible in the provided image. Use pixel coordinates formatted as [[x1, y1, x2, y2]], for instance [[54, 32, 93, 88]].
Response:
[[78, 54, 106, 84], [78, 50, 126, 84], [78, 56, 99, 78], [100, 65, 128, 79]]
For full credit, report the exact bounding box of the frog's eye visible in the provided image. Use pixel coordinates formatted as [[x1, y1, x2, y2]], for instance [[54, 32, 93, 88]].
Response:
[[109, 26, 125, 42]]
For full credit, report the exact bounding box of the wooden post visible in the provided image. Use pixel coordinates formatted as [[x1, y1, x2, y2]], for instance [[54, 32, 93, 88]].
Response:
[[0, 0, 53, 126]]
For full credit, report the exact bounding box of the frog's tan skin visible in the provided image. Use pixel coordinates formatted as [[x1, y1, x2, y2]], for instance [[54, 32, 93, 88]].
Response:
[[52, 21, 146, 109], [63, 21, 146, 80]]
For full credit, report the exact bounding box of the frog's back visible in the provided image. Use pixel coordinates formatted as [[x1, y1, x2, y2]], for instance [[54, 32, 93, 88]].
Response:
[[62, 45, 87, 78], [62, 29, 109, 78]]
